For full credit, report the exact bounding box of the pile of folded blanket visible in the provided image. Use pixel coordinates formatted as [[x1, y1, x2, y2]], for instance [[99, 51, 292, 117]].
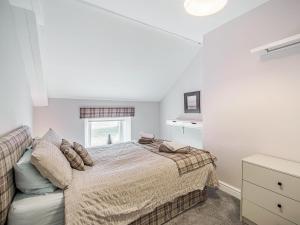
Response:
[[138, 132, 155, 144], [138, 132, 191, 154], [159, 141, 191, 154]]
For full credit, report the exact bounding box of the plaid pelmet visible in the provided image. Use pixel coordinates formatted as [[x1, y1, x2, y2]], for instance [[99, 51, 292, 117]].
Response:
[[129, 188, 207, 225], [0, 126, 32, 225], [141, 141, 217, 176], [80, 107, 135, 118], [60, 140, 84, 171]]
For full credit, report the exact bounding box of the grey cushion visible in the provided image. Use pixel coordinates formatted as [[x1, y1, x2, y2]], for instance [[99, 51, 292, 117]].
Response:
[[14, 148, 57, 194]]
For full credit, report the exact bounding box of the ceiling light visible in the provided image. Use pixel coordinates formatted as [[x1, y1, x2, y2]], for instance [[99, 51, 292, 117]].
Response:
[[184, 0, 228, 16]]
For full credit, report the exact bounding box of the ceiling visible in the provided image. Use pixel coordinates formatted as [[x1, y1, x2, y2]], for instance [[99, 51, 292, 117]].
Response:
[[76, 0, 270, 42], [26, 0, 270, 102]]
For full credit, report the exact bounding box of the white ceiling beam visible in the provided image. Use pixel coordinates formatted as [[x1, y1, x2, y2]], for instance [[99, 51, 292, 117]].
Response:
[[9, 0, 32, 11], [30, 0, 45, 26], [11, 4, 48, 106], [9, 0, 44, 26]]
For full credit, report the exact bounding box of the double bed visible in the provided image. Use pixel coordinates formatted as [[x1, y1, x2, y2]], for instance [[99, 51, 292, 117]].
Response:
[[0, 126, 218, 225]]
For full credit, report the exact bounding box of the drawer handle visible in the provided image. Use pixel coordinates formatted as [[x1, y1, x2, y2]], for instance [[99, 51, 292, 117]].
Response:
[[277, 204, 282, 209], [277, 182, 282, 186]]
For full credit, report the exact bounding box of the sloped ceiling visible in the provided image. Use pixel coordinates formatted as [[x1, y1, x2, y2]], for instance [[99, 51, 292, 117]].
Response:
[[41, 0, 269, 102]]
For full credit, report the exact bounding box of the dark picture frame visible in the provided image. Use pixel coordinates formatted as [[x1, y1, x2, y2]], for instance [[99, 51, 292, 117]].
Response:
[[184, 91, 201, 113]]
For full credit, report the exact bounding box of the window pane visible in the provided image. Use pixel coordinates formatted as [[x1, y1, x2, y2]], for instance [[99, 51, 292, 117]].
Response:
[[90, 121, 121, 146]]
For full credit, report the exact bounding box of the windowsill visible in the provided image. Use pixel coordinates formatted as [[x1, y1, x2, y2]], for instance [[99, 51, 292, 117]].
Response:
[[86, 140, 133, 149]]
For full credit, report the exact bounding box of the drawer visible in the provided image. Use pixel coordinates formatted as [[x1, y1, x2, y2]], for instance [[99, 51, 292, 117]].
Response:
[[243, 181, 300, 224], [243, 162, 300, 201], [242, 199, 295, 225]]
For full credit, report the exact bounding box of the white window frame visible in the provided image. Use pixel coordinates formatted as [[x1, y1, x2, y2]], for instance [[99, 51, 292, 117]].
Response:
[[84, 117, 131, 148]]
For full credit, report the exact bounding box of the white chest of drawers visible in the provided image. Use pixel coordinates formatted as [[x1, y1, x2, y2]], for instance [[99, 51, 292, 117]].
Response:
[[241, 154, 300, 225]]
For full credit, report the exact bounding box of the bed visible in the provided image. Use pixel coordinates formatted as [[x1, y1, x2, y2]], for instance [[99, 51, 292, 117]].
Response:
[[0, 126, 218, 225]]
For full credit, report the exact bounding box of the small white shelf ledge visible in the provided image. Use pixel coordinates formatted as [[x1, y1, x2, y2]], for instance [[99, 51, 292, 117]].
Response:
[[250, 33, 300, 55], [166, 120, 203, 130]]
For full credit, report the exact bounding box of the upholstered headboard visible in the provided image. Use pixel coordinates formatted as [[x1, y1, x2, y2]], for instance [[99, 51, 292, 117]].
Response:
[[0, 126, 32, 225]]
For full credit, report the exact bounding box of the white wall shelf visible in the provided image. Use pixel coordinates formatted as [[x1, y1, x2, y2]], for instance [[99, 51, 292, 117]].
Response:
[[166, 120, 203, 130], [250, 33, 300, 55]]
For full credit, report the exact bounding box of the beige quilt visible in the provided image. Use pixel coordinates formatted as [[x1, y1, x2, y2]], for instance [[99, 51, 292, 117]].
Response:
[[64, 142, 218, 225]]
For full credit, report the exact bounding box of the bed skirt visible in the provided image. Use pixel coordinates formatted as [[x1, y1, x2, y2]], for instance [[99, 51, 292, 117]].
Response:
[[129, 188, 207, 225]]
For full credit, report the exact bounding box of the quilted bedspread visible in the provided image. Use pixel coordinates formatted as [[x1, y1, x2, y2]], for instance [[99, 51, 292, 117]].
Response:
[[64, 142, 218, 225]]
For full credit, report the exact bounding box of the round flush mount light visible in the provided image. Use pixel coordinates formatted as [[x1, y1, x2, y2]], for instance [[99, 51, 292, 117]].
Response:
[[184, 0, 228, 16]]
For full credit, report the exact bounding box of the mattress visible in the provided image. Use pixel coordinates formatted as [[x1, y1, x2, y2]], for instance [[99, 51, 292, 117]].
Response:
[[7, 190, 64, 225]]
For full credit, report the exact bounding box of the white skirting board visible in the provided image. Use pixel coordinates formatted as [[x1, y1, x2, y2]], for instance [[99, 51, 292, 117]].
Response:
[[218, 181, 241, 200]]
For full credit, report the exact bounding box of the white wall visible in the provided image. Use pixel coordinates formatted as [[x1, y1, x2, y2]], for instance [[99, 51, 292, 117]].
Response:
[[0, 0, 32, 136], [160, 0, 300, 190], [203, 0, 300, 189], [160, 51, 203, 148], [33, 98, 160, 145]]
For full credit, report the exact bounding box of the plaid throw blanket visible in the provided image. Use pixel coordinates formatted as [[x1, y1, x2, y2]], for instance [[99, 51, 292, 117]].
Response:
[[140, 141, 217, 176]]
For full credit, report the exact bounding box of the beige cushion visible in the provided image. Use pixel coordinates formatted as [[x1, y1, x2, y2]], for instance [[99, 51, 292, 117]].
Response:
[[32, 129, 62, 149], [31, 140, 72, 189], [163, 141, 188, 151], [60, 139, 85, 171], [73, 142, 94, 166], [159, 141, 191, 154], [42, 128, 62, 148]]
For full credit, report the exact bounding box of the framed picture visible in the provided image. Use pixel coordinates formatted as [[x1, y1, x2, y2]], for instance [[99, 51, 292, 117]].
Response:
[[184, 91, 200, 113]]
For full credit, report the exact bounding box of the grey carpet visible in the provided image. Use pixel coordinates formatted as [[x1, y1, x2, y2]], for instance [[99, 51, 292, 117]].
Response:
[[166, 189, 243, 225]]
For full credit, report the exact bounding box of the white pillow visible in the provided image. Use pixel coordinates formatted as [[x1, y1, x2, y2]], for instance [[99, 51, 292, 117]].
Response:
[[31, 140, 72, 189]]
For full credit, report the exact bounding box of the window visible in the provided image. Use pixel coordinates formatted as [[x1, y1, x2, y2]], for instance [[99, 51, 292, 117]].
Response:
[[85, 117, 131, 147]]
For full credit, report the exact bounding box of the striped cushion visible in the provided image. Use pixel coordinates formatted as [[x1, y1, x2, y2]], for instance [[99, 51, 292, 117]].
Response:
[[60, 139, 85, 171], [73, 142, 94, 166], [0, 126, 32, 225]]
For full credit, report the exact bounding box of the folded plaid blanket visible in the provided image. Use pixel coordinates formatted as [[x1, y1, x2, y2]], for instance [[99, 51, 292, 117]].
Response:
[[141, 140, 217, 176], [138, 137, 154, 144]]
